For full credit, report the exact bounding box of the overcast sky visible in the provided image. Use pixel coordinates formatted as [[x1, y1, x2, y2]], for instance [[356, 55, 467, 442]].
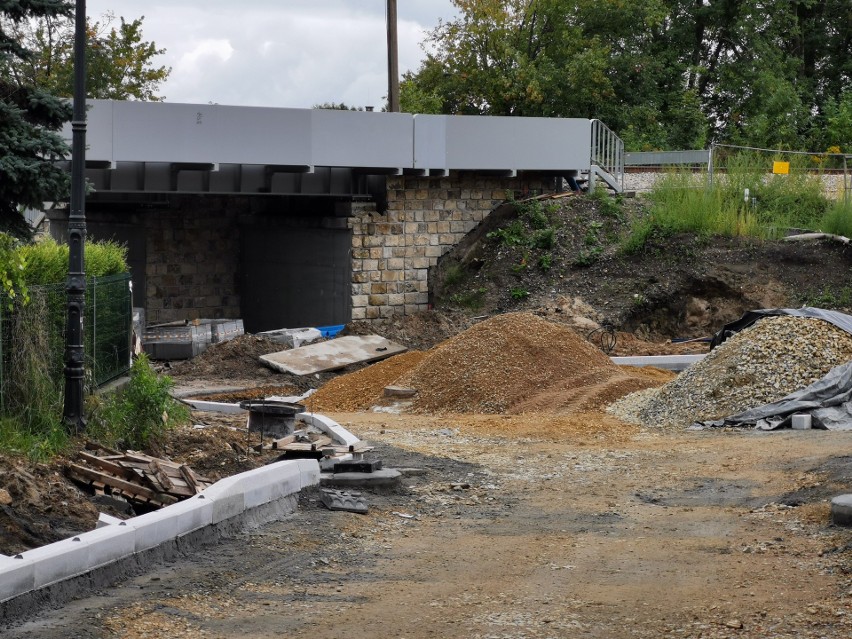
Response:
[[84, 1, 457, 109]]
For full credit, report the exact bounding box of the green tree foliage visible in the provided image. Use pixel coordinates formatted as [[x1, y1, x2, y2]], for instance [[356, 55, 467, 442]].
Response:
[[313, 102, 365, 111], [2, 11, 170, 100], [403, 0, 852, 151], [0, 0, 72, 239]]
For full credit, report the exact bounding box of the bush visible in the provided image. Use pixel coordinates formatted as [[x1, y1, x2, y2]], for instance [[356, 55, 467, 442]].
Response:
[[88, 354, 190, 450], [820, 200, 852, 238], [18, 237, 128, 285]]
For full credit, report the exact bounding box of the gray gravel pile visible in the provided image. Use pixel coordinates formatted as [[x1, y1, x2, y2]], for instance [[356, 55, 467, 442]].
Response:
[[608, 316, 852, 427]]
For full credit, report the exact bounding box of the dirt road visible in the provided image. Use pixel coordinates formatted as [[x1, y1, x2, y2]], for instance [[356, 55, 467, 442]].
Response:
[[6, 413, 852, 638]]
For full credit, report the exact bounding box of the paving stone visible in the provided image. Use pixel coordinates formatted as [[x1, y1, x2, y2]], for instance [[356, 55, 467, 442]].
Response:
[[320, 489, 369, 514]]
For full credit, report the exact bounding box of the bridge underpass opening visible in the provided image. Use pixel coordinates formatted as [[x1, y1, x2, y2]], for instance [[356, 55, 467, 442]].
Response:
[[240, 222, 352, 333]]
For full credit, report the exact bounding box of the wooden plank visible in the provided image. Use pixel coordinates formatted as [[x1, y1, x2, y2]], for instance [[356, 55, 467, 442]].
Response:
[[67, 463, 160, 500], [123, 452, 183, 470], [272, 434, 297, 450], [84, 440, 122, 456], [78, 452, 136, 479], [179, 465, 201, 495], [310, 436, 332, 450], [278, 436, 332, 452], [149, 461, 175, 493]]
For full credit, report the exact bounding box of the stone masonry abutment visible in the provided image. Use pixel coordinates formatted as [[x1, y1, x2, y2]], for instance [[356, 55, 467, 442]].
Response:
[[348, 173, 555, 320]]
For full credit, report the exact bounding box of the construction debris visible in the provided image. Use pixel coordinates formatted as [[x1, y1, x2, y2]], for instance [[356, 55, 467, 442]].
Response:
[[65, 443, 213, 509]]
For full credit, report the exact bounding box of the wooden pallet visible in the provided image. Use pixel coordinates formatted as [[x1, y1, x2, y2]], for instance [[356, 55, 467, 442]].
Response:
[[66, 443, 213, 509]]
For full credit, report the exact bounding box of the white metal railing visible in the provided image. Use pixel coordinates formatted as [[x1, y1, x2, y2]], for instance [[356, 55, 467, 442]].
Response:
[[590, 119, 624, 192]]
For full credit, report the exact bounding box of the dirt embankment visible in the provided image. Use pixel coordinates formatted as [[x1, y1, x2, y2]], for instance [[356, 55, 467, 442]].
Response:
[[431, 193, 852, 341]]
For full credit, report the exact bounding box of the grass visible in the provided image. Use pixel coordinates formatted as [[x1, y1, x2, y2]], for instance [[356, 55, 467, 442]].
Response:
[[622, 152, 843, 253], [820, 200, 852, 238]]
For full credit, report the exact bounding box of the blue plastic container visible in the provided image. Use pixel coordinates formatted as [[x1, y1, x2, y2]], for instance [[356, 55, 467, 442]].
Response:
[[316, 324, 345, 338]]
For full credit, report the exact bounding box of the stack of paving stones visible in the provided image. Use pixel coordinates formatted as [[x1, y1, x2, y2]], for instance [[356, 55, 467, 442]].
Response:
[[608, 316, 852, 428]]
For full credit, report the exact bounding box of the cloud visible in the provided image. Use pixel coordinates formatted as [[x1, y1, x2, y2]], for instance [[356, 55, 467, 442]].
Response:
[[85, 0, 458, 108]]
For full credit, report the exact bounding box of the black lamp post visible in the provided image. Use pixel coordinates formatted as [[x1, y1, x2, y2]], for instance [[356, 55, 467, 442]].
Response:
[[63, 0, 87, 432]]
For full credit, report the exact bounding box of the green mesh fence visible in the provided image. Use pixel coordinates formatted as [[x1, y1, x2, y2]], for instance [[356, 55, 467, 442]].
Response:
[[0, 273, 132, 410]]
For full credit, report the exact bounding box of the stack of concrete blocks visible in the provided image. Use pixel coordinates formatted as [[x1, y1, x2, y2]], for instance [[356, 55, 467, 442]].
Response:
[[0, 459, 319, 606], [142, 319, 244, 360], [348, 174, 554, 320]]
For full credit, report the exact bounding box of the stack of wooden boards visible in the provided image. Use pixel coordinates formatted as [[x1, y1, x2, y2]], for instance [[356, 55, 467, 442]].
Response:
[[66, 442, 213, 509]]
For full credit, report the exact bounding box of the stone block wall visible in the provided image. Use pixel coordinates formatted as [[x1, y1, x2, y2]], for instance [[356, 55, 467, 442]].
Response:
[[348, 173, 555, 320], [145, 198, 242, 324]]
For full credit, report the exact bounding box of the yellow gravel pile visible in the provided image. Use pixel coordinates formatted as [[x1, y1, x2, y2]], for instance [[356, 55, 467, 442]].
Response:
[[305, 351, 427, 412], [308, 313, 670, 415], [398, 312, 656, 414]]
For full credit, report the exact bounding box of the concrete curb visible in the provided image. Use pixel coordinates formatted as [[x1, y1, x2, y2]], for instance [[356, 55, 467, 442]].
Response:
[[0, 458, 319, 623], [611, 354, 706, 372]]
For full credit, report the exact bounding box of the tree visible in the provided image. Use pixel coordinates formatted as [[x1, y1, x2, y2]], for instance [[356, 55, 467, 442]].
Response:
[[0, 0, 72, 239], [312, 102, 365, 111], [2, 11, 170, 100], [402, 0, 852, 151]]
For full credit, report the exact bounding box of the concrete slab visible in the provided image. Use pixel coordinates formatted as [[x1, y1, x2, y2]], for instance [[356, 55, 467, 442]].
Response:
[[320, 468, 402, 489], [96, 512, 125, 528], [260, 335, 406, 375], [831, 494, 852, 527], [611, 354, 705, 372]]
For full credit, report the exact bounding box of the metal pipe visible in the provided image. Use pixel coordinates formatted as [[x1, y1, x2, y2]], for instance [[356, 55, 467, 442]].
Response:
[[63, 0, 87, 432]]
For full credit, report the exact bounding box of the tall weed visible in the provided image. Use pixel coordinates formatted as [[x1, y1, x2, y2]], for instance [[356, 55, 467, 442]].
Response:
[[623, 153, 832, 251], [88, 354, 189, 450]]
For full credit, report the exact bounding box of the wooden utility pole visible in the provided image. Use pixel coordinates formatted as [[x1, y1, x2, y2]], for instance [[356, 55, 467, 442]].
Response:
[[387, 0, 400, 112]]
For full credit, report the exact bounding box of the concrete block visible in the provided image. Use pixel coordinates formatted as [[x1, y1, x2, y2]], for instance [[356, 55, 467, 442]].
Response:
[[320, 489, 368, 514], [132, 495, 212, 552], [201, 475, 246, 524], [296, 412, 360, 447], [0, 555, 35, 602], [831, 494, 852, 527], [791, 414, 812, 430], [77, 523, 137, 568], [296, 459, 322, 489], [22, 536, 91, 589], [320, 468, 402, 489], [236, 462, 302, 509]]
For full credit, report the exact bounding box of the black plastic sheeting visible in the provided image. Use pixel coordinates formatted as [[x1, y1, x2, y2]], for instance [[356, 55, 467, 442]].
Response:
[[700, 307, 852, 431]]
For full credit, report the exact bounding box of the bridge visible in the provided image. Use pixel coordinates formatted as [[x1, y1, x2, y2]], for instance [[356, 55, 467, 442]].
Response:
[[52, 101, 623, 330]]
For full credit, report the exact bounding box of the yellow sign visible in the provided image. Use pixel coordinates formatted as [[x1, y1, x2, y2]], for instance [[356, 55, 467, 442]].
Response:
[[773, 161, 790, 175]]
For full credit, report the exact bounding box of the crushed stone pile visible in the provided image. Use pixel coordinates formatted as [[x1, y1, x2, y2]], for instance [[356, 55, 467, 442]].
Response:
[[396, 312, 655, 414], [608, 315, 852, 428], [304, 351, 427, 412]]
